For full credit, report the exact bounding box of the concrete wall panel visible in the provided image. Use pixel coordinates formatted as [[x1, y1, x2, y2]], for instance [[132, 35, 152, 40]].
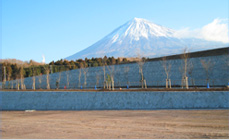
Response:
[[1, 91, 228, 110]]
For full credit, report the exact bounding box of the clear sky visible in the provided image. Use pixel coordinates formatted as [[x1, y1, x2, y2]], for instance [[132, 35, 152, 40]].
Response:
[[1, 0, 229, 63]]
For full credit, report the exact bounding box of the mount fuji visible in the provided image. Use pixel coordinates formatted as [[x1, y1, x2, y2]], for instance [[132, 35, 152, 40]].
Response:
[[66, 18, 228, 60]]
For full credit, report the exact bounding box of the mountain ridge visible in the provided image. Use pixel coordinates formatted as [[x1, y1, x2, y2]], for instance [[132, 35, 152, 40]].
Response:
[[66, 18, 228, 60]]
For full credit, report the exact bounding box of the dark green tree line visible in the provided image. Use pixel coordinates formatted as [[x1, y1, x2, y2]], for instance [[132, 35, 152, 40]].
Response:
[[1, 56, 131, 81]]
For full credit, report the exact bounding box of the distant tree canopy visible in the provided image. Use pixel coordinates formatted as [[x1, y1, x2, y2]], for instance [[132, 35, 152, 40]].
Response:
[[1, 56, 136, 81]]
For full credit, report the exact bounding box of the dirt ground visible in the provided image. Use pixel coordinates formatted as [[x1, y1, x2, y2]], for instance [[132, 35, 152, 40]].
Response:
[[1, 110, 229, 139]]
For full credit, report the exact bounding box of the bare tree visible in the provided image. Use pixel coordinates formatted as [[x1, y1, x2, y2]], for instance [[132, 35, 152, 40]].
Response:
[[19, 65, 25, 90], [46, 69, 50, 89], [107, 65, 115, 90], [188, 61, 195, 87], [162, 57, 172, 88], [201, 59, 215, 85], [43, 65, 50, 89], [66, 71, 69, 89], [78, 68, 82, 88], [17, 78, 20, 90], [58, 72, 62, 88], [180, 48, 189, 89], [102, 66, 106, 89], [136, 53, 147, 89], [11, 81, 14, 89], [6, 66, 12, 82], [32, 66, 36, 90], [55, 71, 61, 89], [106, 74, 111, 90], [78, 62, 88, 89], [2, 66, 6, 89], [38, 74, 42, 89], [82, 68, 88, 88], [102, 56, 107, 89], [32, 76, 36, 90], [6, 66, 12, 89]]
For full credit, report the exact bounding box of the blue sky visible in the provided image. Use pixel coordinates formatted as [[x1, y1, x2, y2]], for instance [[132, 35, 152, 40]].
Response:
[[1, 0, 229, 63]]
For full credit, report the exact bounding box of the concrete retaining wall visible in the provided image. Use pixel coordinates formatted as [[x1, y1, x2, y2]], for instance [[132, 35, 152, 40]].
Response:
[[1, 91, 228, 110], [3, 53, 229, 89]]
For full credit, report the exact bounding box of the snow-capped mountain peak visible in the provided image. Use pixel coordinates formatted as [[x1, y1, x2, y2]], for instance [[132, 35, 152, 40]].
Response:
[[65, 18, 227, 60], [107, 18, 175, 43], [126, 17, 175, 37]]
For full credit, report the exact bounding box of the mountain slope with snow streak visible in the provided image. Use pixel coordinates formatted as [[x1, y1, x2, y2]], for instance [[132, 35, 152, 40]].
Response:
[[66, 18, 227, 60]]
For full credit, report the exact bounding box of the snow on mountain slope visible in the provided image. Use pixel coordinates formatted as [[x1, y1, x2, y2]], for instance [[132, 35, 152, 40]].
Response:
[[66, 18, 228, 60], [107, 18, 175, 41]]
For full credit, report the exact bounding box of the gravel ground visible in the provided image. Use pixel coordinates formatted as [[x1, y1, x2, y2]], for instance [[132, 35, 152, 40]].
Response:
[[1, 110, 229, 139]]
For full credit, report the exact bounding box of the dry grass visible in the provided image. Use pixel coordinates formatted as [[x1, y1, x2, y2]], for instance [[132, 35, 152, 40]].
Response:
[[1, 110, 229, 139]]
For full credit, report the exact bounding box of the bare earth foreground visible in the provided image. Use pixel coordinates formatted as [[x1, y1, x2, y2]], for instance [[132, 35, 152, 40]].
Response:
[[1, 110, 229, 139]]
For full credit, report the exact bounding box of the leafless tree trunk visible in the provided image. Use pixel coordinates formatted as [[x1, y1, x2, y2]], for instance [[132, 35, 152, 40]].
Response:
[[78, 68, 81, 88], [46, 69, 50, 89], [7, 71, 11, 82], [107, 65, 115, 90], [32, 67, 36, 90], [11, 81, 13, 89], [82, 68, 88, 88], [7, 69, 12, 89], [66, 71, 69, 89], [17, 78, 20, 90], [105, 80, 108, 89], [32, 76, 36, 90], [102, 66, 106, 89], [188, 61, 195, 87], [201, 59, 215, 85], [136, 53, 146, 89], [162, 57, 172, 88], [180, 48, 189, 89], [2, 66, 6, 89], [102, 57, 107, 89], [138, 62, 144, 88], [111, 76, 114, 90], [38, 74, 42, 89], [44, 66, 50, 89], [19, 66, 24, 90], [105, 73, 112, 90]]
